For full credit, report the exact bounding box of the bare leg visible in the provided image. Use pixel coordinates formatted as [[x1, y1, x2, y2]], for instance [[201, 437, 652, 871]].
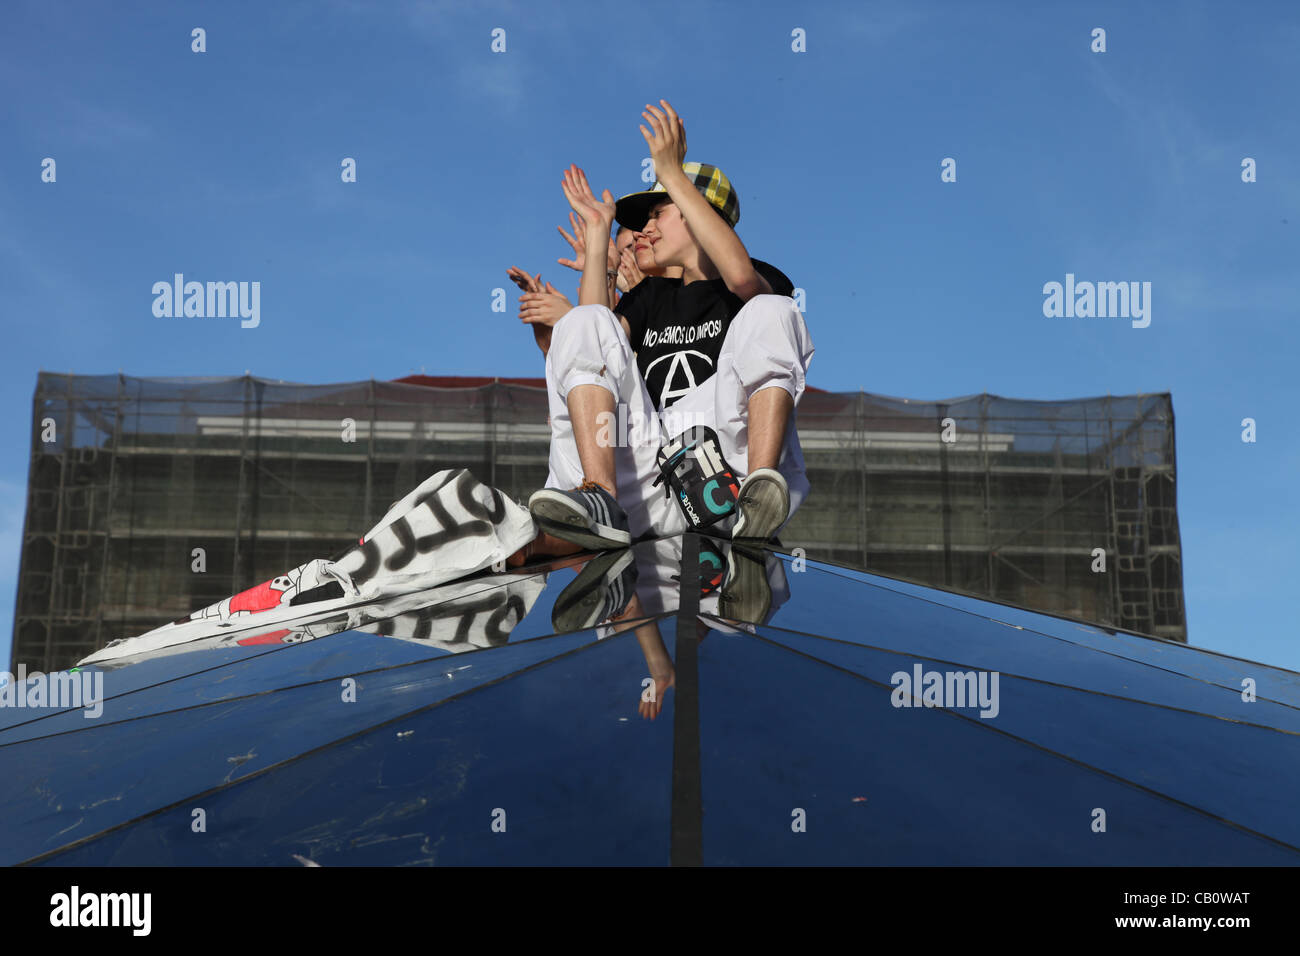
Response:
[[746, 386, 794, 472], [568, 383, 618, 492]]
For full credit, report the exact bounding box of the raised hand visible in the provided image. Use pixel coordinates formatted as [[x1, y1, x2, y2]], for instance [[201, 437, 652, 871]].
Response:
[[560, 164, 616, 234], [556, 212, 586, 273], [639, 99, 686, 177], [505, 266, 544, 294]]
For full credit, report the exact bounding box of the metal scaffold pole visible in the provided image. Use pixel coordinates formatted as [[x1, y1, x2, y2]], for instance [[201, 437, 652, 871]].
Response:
[[43, 375, 75, 665], [982, 394, 993, 595], [93, 373, 125, 651], [366, 378, 376, 526], [857, 388, 867, 566]]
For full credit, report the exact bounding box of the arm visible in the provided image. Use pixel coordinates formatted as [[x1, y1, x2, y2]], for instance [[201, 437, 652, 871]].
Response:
[[641, 100, 772, 300], [558, 212, 624, 307], [613, 276, 652, 347]]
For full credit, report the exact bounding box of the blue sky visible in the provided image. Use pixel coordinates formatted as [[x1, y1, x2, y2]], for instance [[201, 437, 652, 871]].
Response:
[[1, 0, 1297, 670]]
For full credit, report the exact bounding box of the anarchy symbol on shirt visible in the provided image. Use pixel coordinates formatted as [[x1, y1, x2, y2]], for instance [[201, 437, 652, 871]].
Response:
[[645, 349, 712, 408]]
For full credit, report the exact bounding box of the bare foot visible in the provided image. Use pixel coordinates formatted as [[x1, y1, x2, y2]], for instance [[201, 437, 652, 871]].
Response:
[[506, 530, 585, 567]]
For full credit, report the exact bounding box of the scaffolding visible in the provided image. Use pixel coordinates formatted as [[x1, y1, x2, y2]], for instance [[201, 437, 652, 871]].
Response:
[[12, 373, 1186, 671]]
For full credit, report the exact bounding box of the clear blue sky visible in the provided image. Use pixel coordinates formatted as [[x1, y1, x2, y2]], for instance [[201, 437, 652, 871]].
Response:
[[2, 0, 1297, 670]]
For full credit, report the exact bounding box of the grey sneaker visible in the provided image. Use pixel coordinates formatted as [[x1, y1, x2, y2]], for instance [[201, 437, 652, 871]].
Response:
[[528, 480, 631, 551], [551, 549, 638, 632], [731, 468, 789, 541], [719, 545, 772, 624]]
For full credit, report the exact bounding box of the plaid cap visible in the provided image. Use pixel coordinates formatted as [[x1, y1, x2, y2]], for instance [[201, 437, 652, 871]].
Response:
[[614, 162, 740, 231]]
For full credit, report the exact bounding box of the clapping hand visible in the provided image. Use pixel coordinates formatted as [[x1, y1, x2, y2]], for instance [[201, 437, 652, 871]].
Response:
[[556, 212, 587, 273], [505, 266, 544, 294], [519, 281, 573, 356], [560, 164, 616, 235], [618, 245, 645, 292], [519, 283, 573, 329]]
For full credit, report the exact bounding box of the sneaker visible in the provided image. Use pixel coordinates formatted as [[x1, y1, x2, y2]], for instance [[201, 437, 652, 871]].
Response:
[[732, 468, 789, 541], [551, 548, 638, 632], [718, 544, 772, 623], [528, 479, 631, 551]]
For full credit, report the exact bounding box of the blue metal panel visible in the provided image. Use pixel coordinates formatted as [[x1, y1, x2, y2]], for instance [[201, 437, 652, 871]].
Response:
[[693, 625, 1298, 865], [796, 560, 1300, 702], [736, 624, 1300, 860], [31, 625, 680, 867], [3, 536, 1297, 865], [757, 556, 1300, 730]]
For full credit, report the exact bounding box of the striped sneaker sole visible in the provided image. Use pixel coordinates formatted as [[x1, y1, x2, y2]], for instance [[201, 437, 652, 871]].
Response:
[[552, 549, 636, 632], [719, 547, 771, 623], [732, 471, 789, 540], [529, 489, 631, 550]]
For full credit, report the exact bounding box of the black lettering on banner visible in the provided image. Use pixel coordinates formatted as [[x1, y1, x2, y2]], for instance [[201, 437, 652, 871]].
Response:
[[450, 593, 521, 645], [456, 472, 508, 524], [373, 590, 525, 647], [485, 594, 526, 643], [350, 472, 509, 587], [385, 517, 418, 572], [352, 538, 383, 587], [424, 495, 492, 550]]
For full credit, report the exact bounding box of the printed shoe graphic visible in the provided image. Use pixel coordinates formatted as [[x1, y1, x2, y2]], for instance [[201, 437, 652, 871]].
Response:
[[732, 468, 789, 541], [528, 479, 631, 551], [552, 549, 638, 632], [719, 544, 772, 624]]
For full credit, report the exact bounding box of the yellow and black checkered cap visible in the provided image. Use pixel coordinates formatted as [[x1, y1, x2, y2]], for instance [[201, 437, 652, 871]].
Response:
[[614, 162, 740, 231]]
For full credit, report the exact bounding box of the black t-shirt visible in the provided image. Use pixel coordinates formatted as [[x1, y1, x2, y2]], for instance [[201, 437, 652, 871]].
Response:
[[616, 258, 794, 411]]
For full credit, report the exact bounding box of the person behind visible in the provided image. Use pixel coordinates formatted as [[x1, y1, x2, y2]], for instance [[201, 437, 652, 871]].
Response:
[[525, 100, 814, 553], [506, 217, 681, 352]]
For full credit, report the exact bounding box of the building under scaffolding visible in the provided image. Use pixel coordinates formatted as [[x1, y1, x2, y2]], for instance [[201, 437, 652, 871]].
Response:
[[12, 372, 1186, 671]]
